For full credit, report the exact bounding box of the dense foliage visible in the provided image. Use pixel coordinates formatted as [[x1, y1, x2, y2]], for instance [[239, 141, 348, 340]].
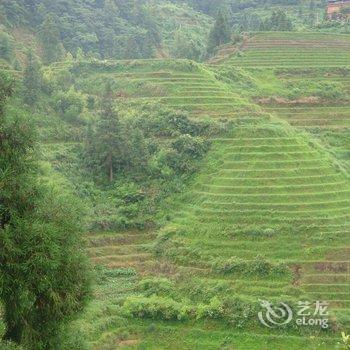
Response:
[[0, 0, 329, 65], [1, 1, 349, 349], [206, 9, 232, 55], [1, 0, 161, 60], [82, 98, 215, 230], [0, 72, 91, 349]]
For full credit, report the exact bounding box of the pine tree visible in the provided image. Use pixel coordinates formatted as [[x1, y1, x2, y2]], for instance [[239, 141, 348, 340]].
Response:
[[206, 9, 231, 56], [22, 50, 41, 106], [86, 81, 123, 182]]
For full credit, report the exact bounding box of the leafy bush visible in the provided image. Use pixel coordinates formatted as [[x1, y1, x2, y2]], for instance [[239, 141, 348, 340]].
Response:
[[212, 256, 248, 274], [132, 107, 216, 137], [123, 295, 190, 321], [314, 82, 347, 100], [154, 135, 209, 174], [212, 255, 290, 277], [123, 295, 261, 328], [153, 234, 202, 265], [52, 88, 85, 123], [138, 277, 175, 297], [260, 10, 294, 31], [59, 327, 89, 350], [221, 297, 259, 328], [285, 80, 348, 101], [180, 279, 232, 302], [197, 297, 224, 319]]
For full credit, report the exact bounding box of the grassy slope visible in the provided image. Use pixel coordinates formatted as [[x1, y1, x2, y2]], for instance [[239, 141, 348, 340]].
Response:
[[38, 33, 350, 349], [209, 31, 350, 343], [71, 59, 252, 112]]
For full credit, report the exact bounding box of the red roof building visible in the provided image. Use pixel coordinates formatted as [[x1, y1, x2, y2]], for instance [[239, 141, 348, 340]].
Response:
[[327, 0, 350, 18]]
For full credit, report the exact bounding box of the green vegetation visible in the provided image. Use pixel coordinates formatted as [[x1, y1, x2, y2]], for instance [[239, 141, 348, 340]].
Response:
[[1, 1, 350, 350], [40, 15, 64, 64], [66, 31, 350, 349], [0, 72, 90, 349], [224, 32, 350, 68], [22, 50, 41, 106], [207, 9, 232, 56]]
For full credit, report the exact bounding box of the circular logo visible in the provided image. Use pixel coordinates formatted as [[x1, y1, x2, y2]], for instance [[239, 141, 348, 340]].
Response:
[[258, 300, 293, 328]]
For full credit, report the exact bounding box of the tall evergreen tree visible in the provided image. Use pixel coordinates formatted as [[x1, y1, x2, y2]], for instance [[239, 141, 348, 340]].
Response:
[[86, 82, 123, 182], [206, 9, 231, 56], [22, 50, 41, 106], [0, 72, 91, 349]]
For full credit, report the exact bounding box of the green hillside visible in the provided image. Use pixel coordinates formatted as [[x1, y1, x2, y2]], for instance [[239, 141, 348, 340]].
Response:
[[2, 1, 350, 346], [50, 32, 350, 350], [213, 31, 350, 171], [223, 32, 350, 68], [76, 122, 350, 349], [0, 0, 214, 65], [71, 59, 254, 115]]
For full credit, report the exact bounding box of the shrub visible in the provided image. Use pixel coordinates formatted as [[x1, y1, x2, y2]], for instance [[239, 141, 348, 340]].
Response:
[[122, 295, 263, 328], [212, 256, 248, 274], [213, 255, 290, 277], [271, 263, 291, 277], [123, 296, 190, 321], [248, 255, 273, 276], [132, 107, 216, 137], [222, 297, 259, 328], [52, 88, 85, 123], [137, 277, 174, 297], [156, 135, 209, 174], [59, 327, 89, 350], [314, 82, 347, 100], [179, 278, 232, 303], [197, 297, 224, 319]]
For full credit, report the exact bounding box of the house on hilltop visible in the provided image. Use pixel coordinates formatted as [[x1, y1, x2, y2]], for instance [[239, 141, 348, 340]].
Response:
[[327, 0, 350, 19]]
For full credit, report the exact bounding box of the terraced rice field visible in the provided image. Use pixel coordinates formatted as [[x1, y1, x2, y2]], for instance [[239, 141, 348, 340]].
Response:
[[226, 32, 350, 68], [74, 59, 254, 116], [67, 33, 350, 348], [227, 33, 350, 173], [83, 121, 350, 349], [208, 32, 350, 337], [164, 120, 350, 332], [271, 70, 350, 171]]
